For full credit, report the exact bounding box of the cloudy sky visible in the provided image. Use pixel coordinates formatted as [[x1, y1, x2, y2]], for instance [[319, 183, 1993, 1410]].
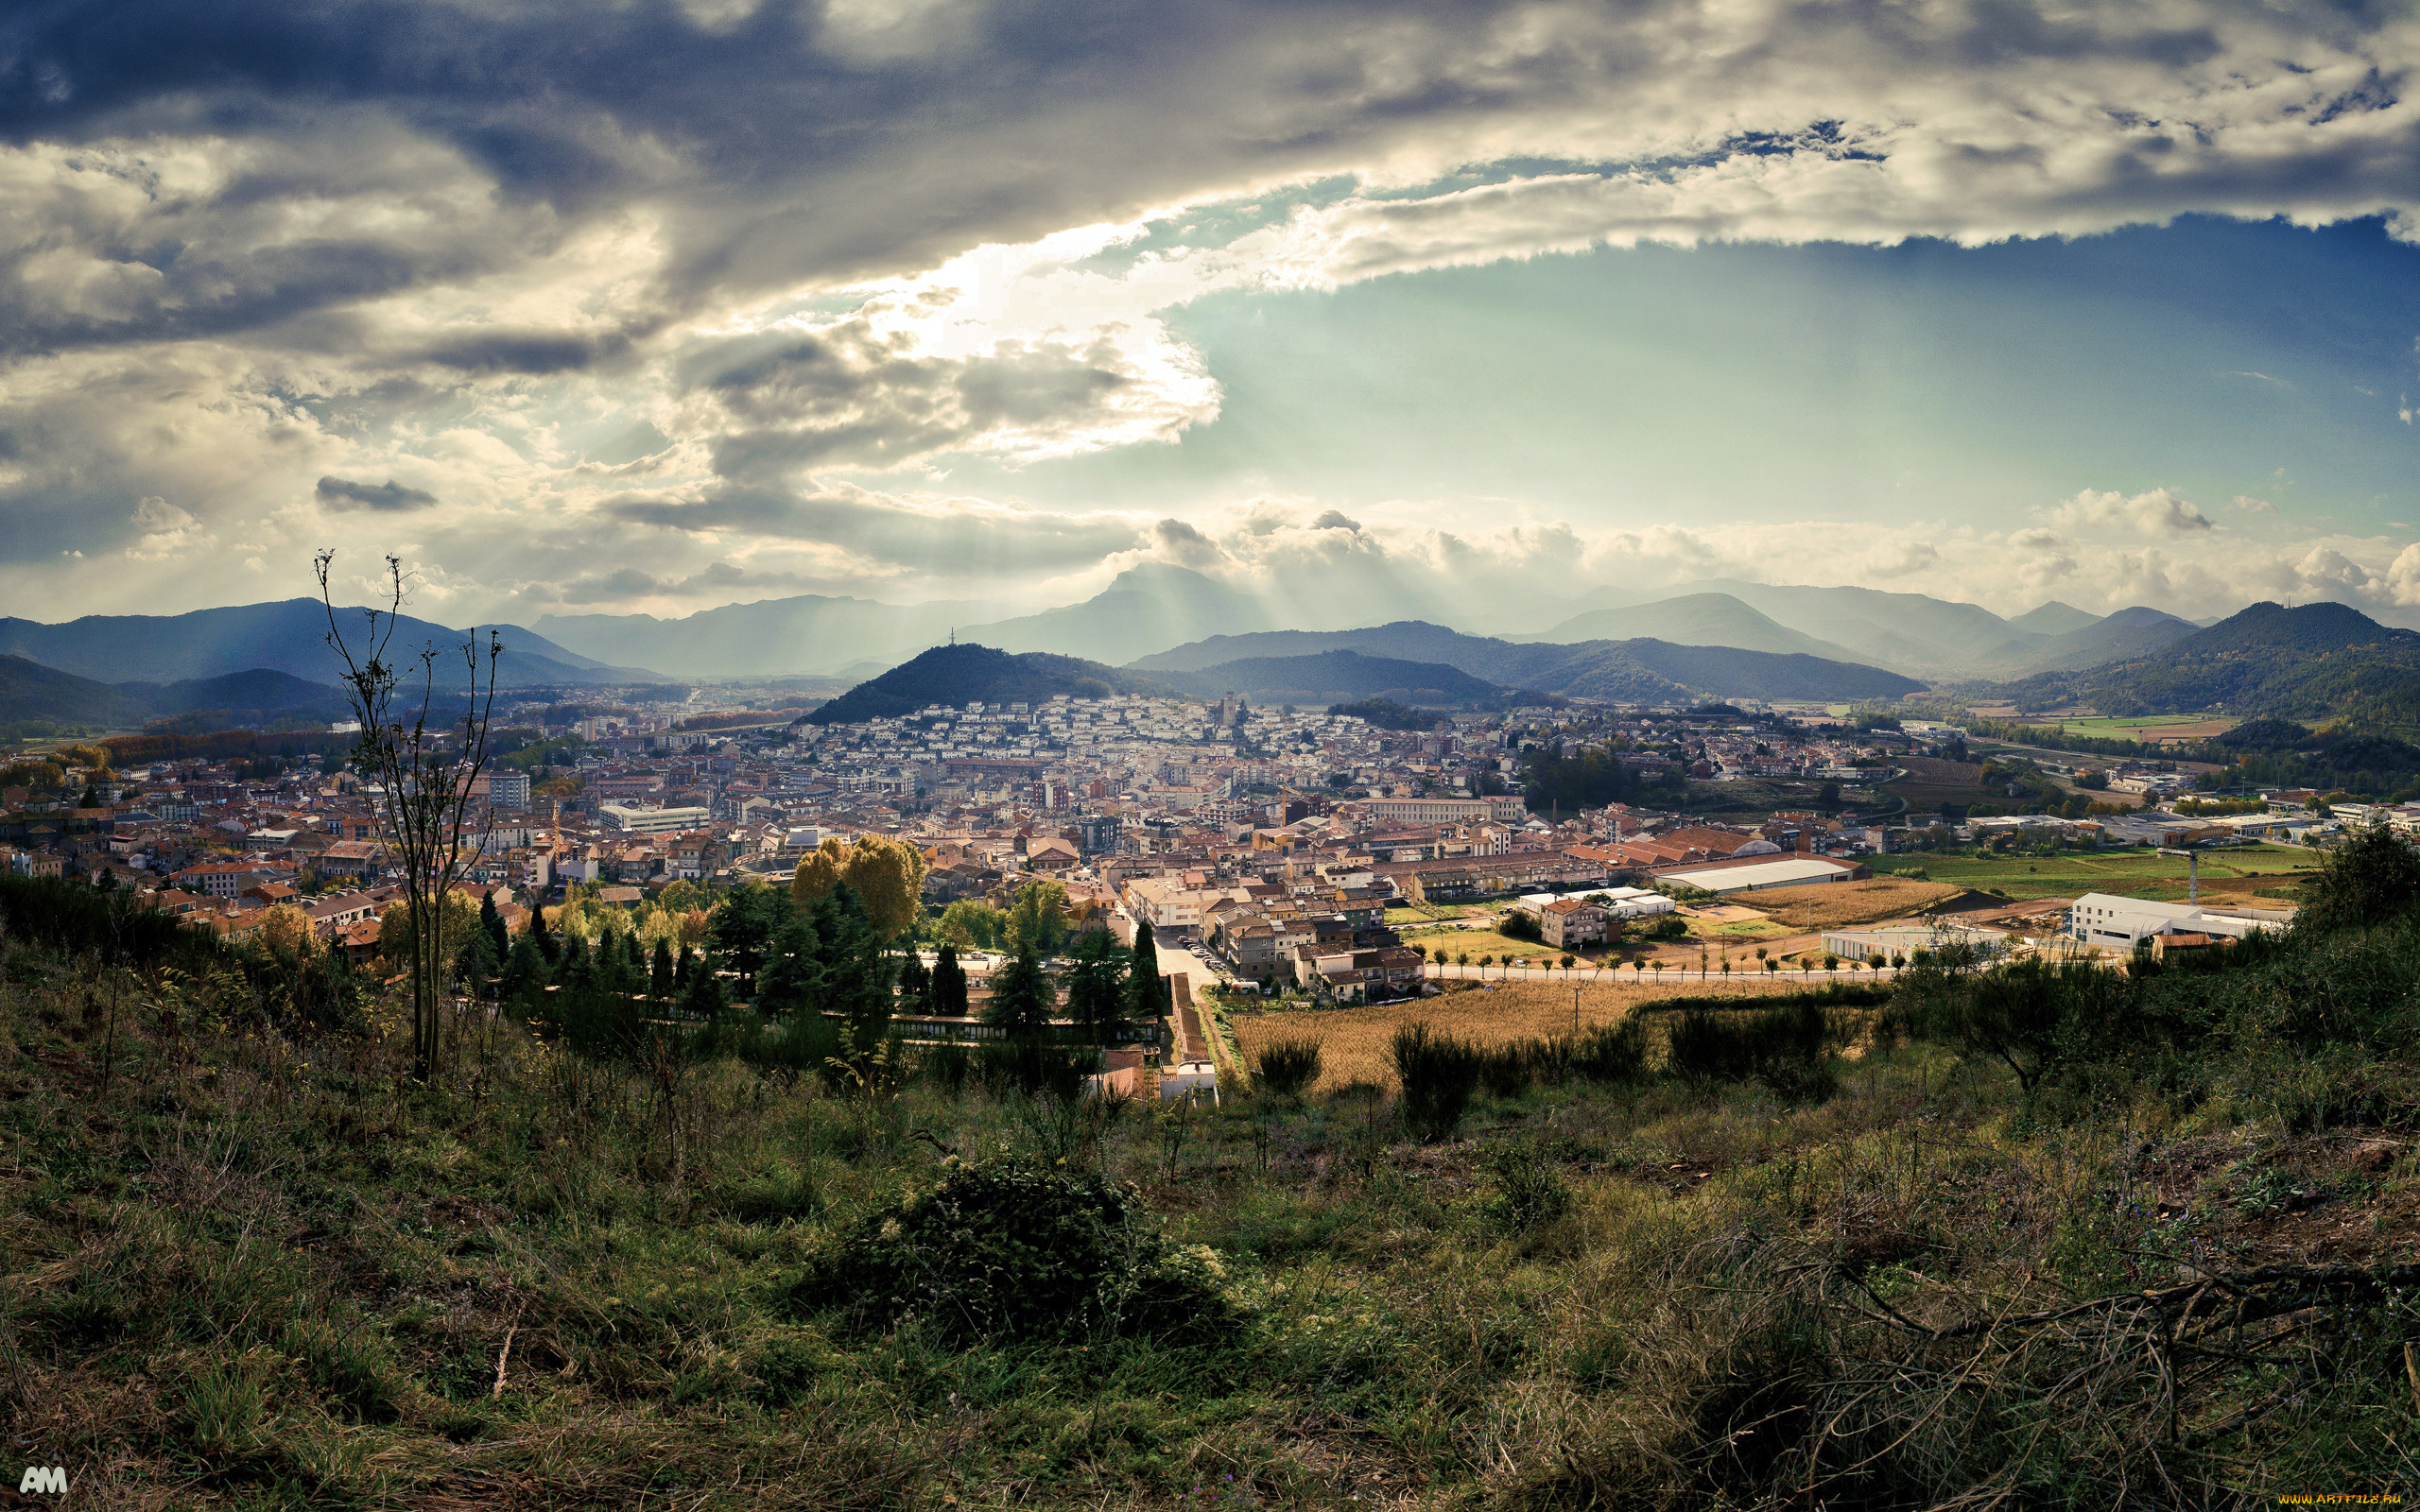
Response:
[[6, 0, 2420, 633]]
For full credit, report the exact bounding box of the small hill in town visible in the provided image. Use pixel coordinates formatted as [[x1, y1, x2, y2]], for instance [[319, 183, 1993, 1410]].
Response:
[[802, 644, 1173, 726]]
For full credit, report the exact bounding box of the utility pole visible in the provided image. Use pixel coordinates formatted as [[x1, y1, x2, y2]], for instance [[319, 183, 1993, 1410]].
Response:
[[2158, 846, 2199, 905]]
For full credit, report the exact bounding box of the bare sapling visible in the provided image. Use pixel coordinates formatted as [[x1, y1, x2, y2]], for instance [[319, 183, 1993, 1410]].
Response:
[[316, 551, 503, 1082]]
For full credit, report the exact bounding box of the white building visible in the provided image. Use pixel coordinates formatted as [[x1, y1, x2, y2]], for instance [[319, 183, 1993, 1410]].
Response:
[[2066, 892, 2289, 950], [599, 802, 714, 835], [1508, 885, 1676, 920], [1656, 856, 1859, 895], [1823, 921, 2008, 963]]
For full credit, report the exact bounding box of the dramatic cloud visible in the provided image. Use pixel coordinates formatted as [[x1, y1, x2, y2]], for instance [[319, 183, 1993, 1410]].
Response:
[[1, 0, 2418, 622], [601, 481, 1148, 577], [317, 476, 438, 512]]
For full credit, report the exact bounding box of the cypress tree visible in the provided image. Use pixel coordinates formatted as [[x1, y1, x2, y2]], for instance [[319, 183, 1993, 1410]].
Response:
[[897, 950, 933, 1016], [651, 937, 676, 1000], [480, 890, 510, 965], [528, 902, 558, 964], [1127, 919, 1166, 1026], [675, 943, 694, 988], [933, 943, 969, 1018], [1065, 928, 1128, 1044]]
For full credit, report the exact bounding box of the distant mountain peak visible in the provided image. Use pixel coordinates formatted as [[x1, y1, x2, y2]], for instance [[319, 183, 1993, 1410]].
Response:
[[2007, 600, 2102, 636]]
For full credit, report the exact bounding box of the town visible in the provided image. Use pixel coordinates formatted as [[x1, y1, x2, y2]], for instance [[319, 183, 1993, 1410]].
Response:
[[4, 680, 2365, 1013]]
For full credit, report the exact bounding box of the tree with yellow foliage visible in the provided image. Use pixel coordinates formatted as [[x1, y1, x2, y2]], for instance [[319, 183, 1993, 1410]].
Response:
[[256, 903, 321, 958], [791, 834, 927, 942]]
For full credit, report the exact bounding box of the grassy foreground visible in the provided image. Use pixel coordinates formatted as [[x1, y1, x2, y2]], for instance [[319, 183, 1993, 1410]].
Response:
[[7, 873, 2420, 1507]]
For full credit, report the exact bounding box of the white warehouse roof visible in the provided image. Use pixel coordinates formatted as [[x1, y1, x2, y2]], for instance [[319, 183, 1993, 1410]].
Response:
[[1658, 857, 1856, 894]]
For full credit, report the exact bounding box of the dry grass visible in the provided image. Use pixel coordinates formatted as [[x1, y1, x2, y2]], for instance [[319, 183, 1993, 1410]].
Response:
[[1234, 977, 1817, 1092], [1736, 876, 1962, 930]]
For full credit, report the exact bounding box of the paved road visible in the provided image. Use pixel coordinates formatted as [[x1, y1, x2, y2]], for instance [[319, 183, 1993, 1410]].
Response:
[[1422, 961, 1900, 985]]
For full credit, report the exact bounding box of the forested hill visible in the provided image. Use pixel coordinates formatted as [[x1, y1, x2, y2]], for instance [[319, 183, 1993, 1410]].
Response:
[[1982, 601, 2420, 731], [802, 644, 1174, 725], [1130, 622, 1924, 702]]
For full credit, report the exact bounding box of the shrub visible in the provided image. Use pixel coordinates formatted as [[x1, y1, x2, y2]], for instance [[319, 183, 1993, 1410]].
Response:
[[1254, 1035, 1323, 1098], [1484, 1144, 1572, 1234], [1572, 1019, 1651, 1085], [1478, 1041, 1533, 1097], [919, 1040, 973, 1095], [776, 1156, 1237, 1345], [2296, 821, 2420, 935], [1666, 998, 1841, 1100], [1390, 1022, 1484, 1141], [977, 1040, 1102, 1098]]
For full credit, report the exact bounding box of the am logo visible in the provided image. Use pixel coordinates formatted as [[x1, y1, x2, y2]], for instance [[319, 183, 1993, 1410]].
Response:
[[17, 1466, 67, 1495]]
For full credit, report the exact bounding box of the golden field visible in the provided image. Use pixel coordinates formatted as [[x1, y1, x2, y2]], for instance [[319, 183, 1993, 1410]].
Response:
[[1231, 977, 1820, 1092], [1735, 876, 1963, 930]]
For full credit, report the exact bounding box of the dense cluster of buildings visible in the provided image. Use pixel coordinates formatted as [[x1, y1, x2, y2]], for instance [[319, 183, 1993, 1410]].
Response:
[[0, 685, 2379, 989]]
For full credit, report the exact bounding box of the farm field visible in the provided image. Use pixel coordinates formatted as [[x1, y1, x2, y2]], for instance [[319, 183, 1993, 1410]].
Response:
[[1233, 977, 1822, 1092], [2059, 713, 2238, 744], [1870, 843, 2313, 902], [1733, 876, 1964, 929]]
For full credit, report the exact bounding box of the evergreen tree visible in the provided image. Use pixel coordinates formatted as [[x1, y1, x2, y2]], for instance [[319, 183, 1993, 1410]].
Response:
[[932, 942, 969, 1018], [808, 883, 894, 1045], [984, 940, 1054, 1041], [674, 943, 694, 989], [553, 930, 591, 990], [1064, 927, 1129, 1043], [528, 902, 558, 964], [502, 932, 547, 1003], [479, 890, 510, 965], [897, 949, 933, 1016], [650, 937, 676, 1000], [756, 914, 826, 1017], [683, 955, 728, 1019], [709, 882, 789, 998], [1128, 919, 1166, 1027], [455, 923, 499, 1001]]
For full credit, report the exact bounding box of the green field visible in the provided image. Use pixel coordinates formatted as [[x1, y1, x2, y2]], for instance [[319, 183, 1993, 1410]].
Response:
[[2050, 714, 2238, 744], [1869, 843, 2313, 902]]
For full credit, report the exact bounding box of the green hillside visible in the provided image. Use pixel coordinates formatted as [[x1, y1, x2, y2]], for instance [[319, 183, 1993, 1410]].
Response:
[[1986, 601, 2420, 730], [1160, 650, 1505, 706]]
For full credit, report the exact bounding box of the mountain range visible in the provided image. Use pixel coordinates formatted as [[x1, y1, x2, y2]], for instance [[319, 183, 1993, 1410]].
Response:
[[1156, 651, 1507, 707], [519, 565, 2203, 682], [0, 600, 660, 689], [0, 656, 354, 733], [1986, 601, 2420, 731], [1540, 580, 2203, 678], [4, 573, 2404, 736], [1126, 621, 1925, 702]]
